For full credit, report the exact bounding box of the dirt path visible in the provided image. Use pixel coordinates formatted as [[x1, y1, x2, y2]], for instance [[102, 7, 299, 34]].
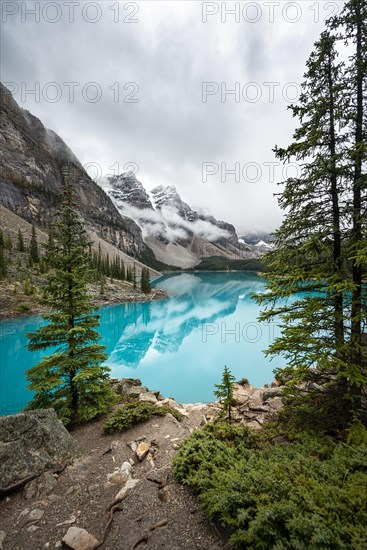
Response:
[[0, 407, 225, 550]]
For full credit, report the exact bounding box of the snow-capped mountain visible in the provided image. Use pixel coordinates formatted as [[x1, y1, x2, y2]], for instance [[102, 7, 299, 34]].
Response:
[[106, 173, 154, 210], [239, 232, 275, 246], [99, 173, 264, 268], [255, 240, 274, 249]]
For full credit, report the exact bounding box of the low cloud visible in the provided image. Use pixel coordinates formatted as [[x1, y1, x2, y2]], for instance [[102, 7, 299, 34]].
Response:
[[102, 188, 231, 243]]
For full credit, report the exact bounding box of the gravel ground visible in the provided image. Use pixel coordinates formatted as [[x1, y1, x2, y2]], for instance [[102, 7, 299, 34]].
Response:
[[0, 409, 225, 550]]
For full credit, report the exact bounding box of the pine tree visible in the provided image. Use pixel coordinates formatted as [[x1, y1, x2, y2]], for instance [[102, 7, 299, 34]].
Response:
[[100, 274, 106, 297], [97, 243, 102, 272], [214, 366, 236, 422], [23, 275, 31, 295], [132, 263, 137, 288], [255, 4, 367, 430], [29, 224, 39, 263], [26, 173, 116, 425], [6, 233, 12, 252], [17, 229, 25, 252], [140, 267, 151, 294], [335, 0, 367, 414]]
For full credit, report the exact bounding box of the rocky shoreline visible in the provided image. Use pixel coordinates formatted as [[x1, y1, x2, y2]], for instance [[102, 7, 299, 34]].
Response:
[[112, 377, 284, 431], [0, 377, 283, 549]]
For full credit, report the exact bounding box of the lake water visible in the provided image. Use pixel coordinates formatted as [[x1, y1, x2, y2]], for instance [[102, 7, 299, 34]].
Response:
[[0, 272, 285, 416]]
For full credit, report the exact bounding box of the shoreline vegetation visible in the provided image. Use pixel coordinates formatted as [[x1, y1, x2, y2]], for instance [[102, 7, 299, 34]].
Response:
[[0, 269, 266, 321], [0, 276, 168, 320]]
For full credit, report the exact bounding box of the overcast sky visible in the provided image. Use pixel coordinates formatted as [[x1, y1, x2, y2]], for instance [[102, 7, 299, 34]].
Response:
[[1, 1, 345, 233]]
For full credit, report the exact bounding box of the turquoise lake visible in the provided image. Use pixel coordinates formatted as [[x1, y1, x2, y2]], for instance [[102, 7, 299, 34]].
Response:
[[0, 272, 285, 416]]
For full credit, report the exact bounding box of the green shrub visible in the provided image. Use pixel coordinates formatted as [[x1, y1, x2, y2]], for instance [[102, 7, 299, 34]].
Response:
[[173, 423, 367, 549], [104, 401, 183, 433], [15, 302, 32, 313]]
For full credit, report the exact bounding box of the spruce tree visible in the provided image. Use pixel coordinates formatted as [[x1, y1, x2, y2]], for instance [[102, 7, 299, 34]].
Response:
[[133, 263, 137, 288], [141, 267, 152, 294], [255, 3, 367, 430], [335, 0, 367, 412], [214, 366, 236, 422], [6, 233, 12, 252], [17, 229, 25, 252], [29, 224, 39, 263], [26, 173, 116, 425]]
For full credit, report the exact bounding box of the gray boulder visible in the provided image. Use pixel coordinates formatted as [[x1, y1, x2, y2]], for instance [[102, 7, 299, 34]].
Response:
[[0, 409, 82, 489]]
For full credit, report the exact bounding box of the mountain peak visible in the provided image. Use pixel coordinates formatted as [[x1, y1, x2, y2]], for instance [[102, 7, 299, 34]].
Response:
[[107, 173, 154, 210]]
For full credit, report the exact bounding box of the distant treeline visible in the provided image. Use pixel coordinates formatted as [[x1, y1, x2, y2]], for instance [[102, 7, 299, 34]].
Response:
[[185, 256, 267, 272]]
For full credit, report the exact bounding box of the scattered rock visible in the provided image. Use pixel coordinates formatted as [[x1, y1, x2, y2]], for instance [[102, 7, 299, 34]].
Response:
[[158, 485, 172, 503], [0, 409, 82, 489], [24, 470, 58, 499], [117, 378, 142, 395], [147, 454, 155, 469], [107, 461, 132, 485], [156, 398, 178, 408], [267, 397, 283, 413], [27, 508, 45, 523], [19, 507, 45, 526], [62, 526, 99, 550], [262, 387, 283, 400], [248, 399, 270, 412], [136, 442, 150, 462], [113, 478, 140, 504], [17, 508, 30, 522], [165, 413, 182, 427], [146, 467, 169, 487], [27, 524, 40, 533], [139, 392, 158, 404], [129, 441, 138, 453], [0, 531, 6, 550], [57, 512, 80, 527]]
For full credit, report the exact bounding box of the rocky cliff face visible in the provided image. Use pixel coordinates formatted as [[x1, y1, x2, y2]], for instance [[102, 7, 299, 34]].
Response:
[[0, 83, 150, 260]]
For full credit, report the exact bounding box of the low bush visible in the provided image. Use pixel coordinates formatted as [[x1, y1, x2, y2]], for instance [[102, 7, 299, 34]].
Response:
[[14, 302, 32, 313], [104, 401, 183, 433], [173, 422, 367, 549]]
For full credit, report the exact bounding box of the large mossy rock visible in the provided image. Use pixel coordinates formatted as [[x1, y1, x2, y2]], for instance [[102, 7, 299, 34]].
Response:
[[0, 409, 82, 489]]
